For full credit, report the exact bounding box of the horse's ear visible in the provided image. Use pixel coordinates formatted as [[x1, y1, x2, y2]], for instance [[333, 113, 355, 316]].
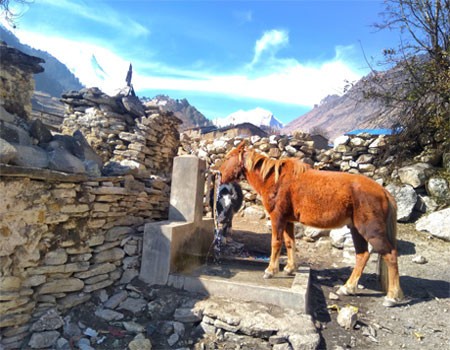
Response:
[[236, 140, 247, 151], [236, 140, 247, 163]]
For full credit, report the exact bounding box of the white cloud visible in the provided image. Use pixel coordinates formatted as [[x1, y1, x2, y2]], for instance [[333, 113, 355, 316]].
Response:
[[251, 29, 289, 65], [13, 29, 130, 94], [12, 27, 363, 109], [37, 0, 149, 37]]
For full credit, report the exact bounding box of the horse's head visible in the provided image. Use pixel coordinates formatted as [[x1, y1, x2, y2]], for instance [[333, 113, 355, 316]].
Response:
[[219, 141, 246, 184]]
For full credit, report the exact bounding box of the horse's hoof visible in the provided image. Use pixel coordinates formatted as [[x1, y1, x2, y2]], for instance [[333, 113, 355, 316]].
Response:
[[383, 297, 403, 307], [263, 271, 273, 279], [283, 266, 296, 275], [336, 285, 355, 296]]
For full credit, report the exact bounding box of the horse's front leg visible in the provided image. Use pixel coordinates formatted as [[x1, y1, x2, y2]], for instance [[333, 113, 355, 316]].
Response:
[[264, 215, 285, 279], [283, 222, 297, 275]]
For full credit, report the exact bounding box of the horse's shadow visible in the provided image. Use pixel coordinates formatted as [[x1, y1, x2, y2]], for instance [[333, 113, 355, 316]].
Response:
[[225, 229, 449, 306]]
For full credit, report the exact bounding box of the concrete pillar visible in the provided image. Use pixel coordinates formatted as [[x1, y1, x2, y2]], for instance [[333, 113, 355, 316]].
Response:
[[140, 155, 214, 286], [168, 155, 205, 224]]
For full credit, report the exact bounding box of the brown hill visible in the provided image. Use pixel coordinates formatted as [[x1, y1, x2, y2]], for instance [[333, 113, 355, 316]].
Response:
[[282, 72, 399, 141]]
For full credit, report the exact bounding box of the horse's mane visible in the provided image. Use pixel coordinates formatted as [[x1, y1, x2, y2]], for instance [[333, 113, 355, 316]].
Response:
[[244, 149, 310, 182]]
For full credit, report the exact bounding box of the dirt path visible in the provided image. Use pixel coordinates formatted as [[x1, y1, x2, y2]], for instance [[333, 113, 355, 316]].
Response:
[[231, 216, 450, 349]]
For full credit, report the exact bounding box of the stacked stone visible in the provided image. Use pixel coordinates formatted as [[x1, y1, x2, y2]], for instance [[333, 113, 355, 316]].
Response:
[[180, 133, 317, 215], [0, 41, 44, 119], [0, 172, 167, 348], [324, 133, 388, 178], [60, 87, 181, 178]]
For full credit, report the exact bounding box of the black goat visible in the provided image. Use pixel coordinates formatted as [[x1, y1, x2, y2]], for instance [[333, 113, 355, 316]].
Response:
[[209, 181, 243, 243]]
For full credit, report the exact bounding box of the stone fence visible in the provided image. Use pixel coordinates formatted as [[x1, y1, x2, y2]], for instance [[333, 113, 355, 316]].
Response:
[[60, 87, 181, 178], [179, 131, 449, 222], [0, 83, 181, 347]]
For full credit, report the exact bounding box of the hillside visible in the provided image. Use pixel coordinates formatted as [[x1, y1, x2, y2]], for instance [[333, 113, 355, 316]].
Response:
[[282, 71, 399, 140], [0, 26, 84, 97], [147, 95, 212, 130]]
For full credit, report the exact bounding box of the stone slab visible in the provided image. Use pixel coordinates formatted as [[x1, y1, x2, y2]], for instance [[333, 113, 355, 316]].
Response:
[[168, 260, 310, 313]]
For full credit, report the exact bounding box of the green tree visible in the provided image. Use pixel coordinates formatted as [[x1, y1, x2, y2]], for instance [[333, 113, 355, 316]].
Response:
[[367, 0, 450, 160]]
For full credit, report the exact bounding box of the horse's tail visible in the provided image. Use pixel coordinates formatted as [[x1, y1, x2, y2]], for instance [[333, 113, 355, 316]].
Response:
[[378, 192, 397, 292]]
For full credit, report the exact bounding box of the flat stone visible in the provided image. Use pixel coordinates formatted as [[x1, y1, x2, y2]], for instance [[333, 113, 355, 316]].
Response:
[[0, 276, 22, 291], [83, 279, 114, 292], [38, 278, 84, 294], [118, 297, 147, 313], [84, 274, 109, 285], [21, 275, 47, 287], [74, 263, 117, 279], [94, 247, 125, 263], [0, 297, 29, 313], [27, 262, 89, 275], [44, 248, 68, 265], [57, 293, 91, 310], [105, 226, 134, 241], [119, 268, 139, 284], [94, 308, 124, 321], [0, 313, 30, 328], [30, 308, 64, 331], [122, 321, 145, 334], [28, 330, 60, 349], [104, 290, 128, 309]]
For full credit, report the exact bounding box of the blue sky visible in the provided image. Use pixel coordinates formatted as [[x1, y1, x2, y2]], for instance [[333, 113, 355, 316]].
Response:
[[3, 0, 399, 125]]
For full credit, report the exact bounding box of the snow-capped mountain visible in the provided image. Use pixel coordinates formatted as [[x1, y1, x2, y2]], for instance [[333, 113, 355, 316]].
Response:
[[213, 107, 283, 129]]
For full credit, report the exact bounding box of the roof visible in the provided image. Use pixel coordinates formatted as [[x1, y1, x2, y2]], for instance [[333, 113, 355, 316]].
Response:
[[345, 128, 394, 136]]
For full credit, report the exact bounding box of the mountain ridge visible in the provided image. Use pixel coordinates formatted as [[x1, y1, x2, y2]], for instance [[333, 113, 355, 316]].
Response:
[[0, 26, 84, 97], [282, 72, 398, 140]]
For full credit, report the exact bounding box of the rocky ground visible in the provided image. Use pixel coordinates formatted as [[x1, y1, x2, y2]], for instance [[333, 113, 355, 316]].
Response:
[[223, 216, 450, 349], [31, 216, 449, 350]]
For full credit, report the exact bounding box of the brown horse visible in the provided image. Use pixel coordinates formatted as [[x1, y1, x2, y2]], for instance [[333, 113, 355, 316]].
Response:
[[219, 141, 404, 307]]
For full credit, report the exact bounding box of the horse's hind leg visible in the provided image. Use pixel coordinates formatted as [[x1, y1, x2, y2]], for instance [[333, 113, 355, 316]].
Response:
[[264, 215, 285, 279], [283, 222, 297, 275], [379, 246, 404, 306], [337, 227, 370, 296]]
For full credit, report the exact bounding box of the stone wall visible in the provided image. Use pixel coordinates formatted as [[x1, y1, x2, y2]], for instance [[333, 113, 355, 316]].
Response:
[[0, 41, 44, 119], [179, 131, 449, 221], [1, 76, 181, 346], [60, 87, 181, 178], [0, 172, 171, 346]]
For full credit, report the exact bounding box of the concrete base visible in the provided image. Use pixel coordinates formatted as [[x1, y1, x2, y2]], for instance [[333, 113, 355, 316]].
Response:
[[139, 218, 214, 286], [168, 259, 311, 314]]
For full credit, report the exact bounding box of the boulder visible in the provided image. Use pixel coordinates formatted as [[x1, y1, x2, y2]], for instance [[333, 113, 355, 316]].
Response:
[[397, 163, 433, 188], [385, 184, 417, 222], [0, 120, 32, 145], [10, 143, 49, 168], [426, 177, 449, 200], [30, 119, 53, 144], [416, 208, 450, 241], [121, 95, 145, 118], [0, 138, 17, 164], [47, 146, 86, 174]]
